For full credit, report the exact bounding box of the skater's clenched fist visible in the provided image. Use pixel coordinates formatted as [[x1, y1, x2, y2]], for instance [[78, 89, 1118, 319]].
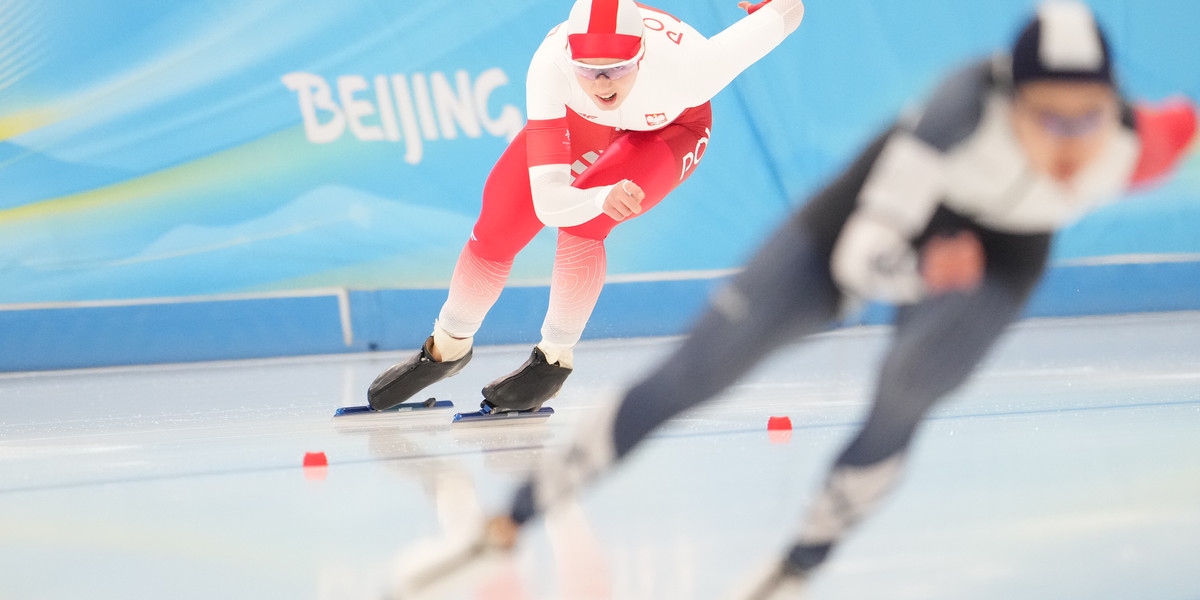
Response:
[[603, 179, 645, 221], [920, 230, 986, 295]]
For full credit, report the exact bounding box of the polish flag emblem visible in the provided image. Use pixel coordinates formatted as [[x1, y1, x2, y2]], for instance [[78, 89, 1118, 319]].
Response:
[[645, 113, 667, 127]]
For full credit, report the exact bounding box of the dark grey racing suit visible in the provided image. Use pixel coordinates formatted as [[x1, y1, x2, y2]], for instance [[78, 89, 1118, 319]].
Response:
[[510, 56, 1149, 575]]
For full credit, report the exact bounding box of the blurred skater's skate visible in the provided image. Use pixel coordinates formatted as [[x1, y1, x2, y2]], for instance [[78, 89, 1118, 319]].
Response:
[[725, 559, 809, 600], [387, 517, 518, 600]]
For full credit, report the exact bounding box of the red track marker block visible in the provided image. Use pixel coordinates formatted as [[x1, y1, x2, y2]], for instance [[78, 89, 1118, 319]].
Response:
[[303, 451, 329, 481], [303, 452, 328, 467], [767, 416, 792, 431], [767, 416, 793, 444]]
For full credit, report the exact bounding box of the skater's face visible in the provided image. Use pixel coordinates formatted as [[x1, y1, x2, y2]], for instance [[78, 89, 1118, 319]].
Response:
[[1012, 80, 1121, 184], [572, 55, 640, 111]]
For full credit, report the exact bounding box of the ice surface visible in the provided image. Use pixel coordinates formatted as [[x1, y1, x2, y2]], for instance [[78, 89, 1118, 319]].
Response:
[[1, 313, 1198, 599]]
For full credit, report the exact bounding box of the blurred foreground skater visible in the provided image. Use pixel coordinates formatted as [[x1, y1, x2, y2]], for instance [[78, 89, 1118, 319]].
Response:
[[389, 2, 1195, 598]]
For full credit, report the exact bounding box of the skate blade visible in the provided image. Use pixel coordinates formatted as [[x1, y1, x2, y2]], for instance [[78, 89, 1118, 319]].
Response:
[[451, 406, 555, 426], [334, 398, 454, 417]]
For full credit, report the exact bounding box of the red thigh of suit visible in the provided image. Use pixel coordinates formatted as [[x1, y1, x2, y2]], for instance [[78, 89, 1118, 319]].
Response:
[[468, 103, 713, 261]]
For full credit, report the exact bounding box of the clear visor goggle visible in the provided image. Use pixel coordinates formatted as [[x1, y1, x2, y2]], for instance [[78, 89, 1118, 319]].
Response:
[[567, 43, 645, 81]]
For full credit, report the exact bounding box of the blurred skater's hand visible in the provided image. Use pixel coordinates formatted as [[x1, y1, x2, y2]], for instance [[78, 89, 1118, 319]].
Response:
[[921, 231, 985, 294], [603, 179, 645, 221]]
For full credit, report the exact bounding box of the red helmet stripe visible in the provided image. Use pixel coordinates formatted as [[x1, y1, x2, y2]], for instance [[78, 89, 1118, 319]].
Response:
[[568, 33, 642, 60], [588, 0, 620, 34]]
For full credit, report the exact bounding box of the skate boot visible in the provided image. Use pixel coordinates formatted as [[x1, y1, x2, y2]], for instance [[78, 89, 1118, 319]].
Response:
[[368, 336, 472, 411], [479, 346, 572, 413]]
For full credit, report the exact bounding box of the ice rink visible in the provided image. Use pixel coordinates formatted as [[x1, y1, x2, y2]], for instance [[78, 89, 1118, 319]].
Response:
[[2, 312, 1199, 600]]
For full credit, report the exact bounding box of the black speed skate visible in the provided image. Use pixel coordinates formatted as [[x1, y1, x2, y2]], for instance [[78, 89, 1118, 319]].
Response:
[[450, 347, 570, 425], [481, 346, 572, 412], [366, 336, 472, 411]]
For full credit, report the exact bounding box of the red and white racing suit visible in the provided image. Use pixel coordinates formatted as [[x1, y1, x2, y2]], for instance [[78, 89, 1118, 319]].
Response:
[[436, 0, 805, 358]]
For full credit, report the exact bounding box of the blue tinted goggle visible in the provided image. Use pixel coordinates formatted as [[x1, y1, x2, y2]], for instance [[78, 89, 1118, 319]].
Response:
[[1034, 108, 1107, 138]]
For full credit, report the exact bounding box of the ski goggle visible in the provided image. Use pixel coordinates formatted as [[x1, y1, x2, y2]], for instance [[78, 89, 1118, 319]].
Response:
[[1023, 106, 1111, 138], [567, 44, 644, 81]]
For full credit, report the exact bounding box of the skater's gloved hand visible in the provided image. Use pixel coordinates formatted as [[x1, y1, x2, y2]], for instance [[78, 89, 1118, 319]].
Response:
[[831, 214, 924, 303], [602, 179, 645, 221], [737, 0, 773, 14], [920, 230, 986, 295]]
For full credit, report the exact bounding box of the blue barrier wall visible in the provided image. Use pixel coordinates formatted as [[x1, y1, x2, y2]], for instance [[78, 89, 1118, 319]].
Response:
[[6, 259, 1200, 371], [1, 0, 1197, 370]]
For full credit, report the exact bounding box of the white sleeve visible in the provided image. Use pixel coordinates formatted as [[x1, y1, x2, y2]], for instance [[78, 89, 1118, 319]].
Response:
[[681, 0, 805, 104], [523, 30, 615, 227], [831, 132, 947, 304], [530, 166, 616, 227], [525, 31, 570, 122]]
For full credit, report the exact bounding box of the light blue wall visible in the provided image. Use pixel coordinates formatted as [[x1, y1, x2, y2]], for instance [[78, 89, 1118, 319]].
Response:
[[1, 0, 1196, 370]]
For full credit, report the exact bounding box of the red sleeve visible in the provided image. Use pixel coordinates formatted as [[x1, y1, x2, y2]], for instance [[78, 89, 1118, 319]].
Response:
[[739, 0, 774, 15], [1130, 99, 1198, 188], [525, 117, 571, 168]]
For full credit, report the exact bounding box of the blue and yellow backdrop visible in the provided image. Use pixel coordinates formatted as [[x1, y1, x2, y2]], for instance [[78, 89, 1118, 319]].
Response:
[[1, 0, 1197, 369]]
